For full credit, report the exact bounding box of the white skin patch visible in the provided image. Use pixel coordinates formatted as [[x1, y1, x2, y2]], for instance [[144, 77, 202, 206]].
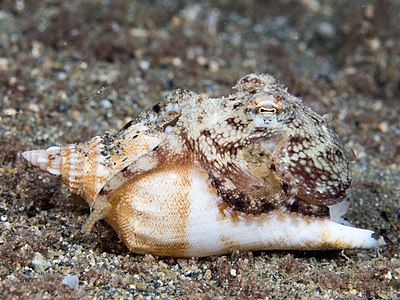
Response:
[[148, 114, 157, 122], [260, 140, 278, 152], [172, 103, 180, 112], [165, 125, 173, 134]]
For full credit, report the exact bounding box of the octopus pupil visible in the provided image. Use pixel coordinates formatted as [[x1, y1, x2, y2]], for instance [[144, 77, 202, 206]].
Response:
[[152, 103, 161, 113]]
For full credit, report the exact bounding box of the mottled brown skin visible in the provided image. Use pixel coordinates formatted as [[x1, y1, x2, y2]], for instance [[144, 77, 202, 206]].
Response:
[[97, 73, 351, 219]]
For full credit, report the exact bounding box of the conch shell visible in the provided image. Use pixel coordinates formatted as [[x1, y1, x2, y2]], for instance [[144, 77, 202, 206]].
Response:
[[22, 73, 385, 257]]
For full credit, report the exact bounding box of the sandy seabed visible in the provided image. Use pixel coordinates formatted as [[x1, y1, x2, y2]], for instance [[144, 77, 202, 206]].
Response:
[[0, 1, 399, 299]]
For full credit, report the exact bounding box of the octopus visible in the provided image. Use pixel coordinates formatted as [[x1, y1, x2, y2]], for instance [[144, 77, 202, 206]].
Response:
[[22, 73, 385, 257]]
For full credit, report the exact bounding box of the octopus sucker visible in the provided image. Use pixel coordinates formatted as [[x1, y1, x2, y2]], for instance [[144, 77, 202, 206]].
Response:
[[22, 73, 385, 257]]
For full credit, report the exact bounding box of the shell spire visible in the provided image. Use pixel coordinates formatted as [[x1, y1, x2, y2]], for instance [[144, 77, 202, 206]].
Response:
[[22, 123, 164, 206], [22, 141, 103, 204], [22, 146, 62, 176]]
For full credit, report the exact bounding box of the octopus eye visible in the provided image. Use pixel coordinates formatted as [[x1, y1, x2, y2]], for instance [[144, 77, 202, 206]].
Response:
[[257, 106, 277, 115]]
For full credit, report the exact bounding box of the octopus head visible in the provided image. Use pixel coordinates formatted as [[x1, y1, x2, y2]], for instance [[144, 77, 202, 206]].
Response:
[[237, 73, 352, 208]]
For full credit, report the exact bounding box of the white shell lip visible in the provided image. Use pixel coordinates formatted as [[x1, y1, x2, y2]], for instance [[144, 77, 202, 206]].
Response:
[[186, 218, 386, 257], [186, 214, 386, 257]]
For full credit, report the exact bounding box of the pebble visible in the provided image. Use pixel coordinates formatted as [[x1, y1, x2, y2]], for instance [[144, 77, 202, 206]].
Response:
[[203, 269, 212, 280], [378, 121, 389, 133], [3, 108, 17, 117], [28, 103, 40, 112], [62, 275, 79, 290], [139, 60, 150, 70], [0, 57, 10, 71], [32, 252, 51, 274]]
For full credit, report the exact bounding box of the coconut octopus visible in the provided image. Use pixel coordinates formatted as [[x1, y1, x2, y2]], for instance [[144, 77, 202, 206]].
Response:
[[22, 73, 385, 257]]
